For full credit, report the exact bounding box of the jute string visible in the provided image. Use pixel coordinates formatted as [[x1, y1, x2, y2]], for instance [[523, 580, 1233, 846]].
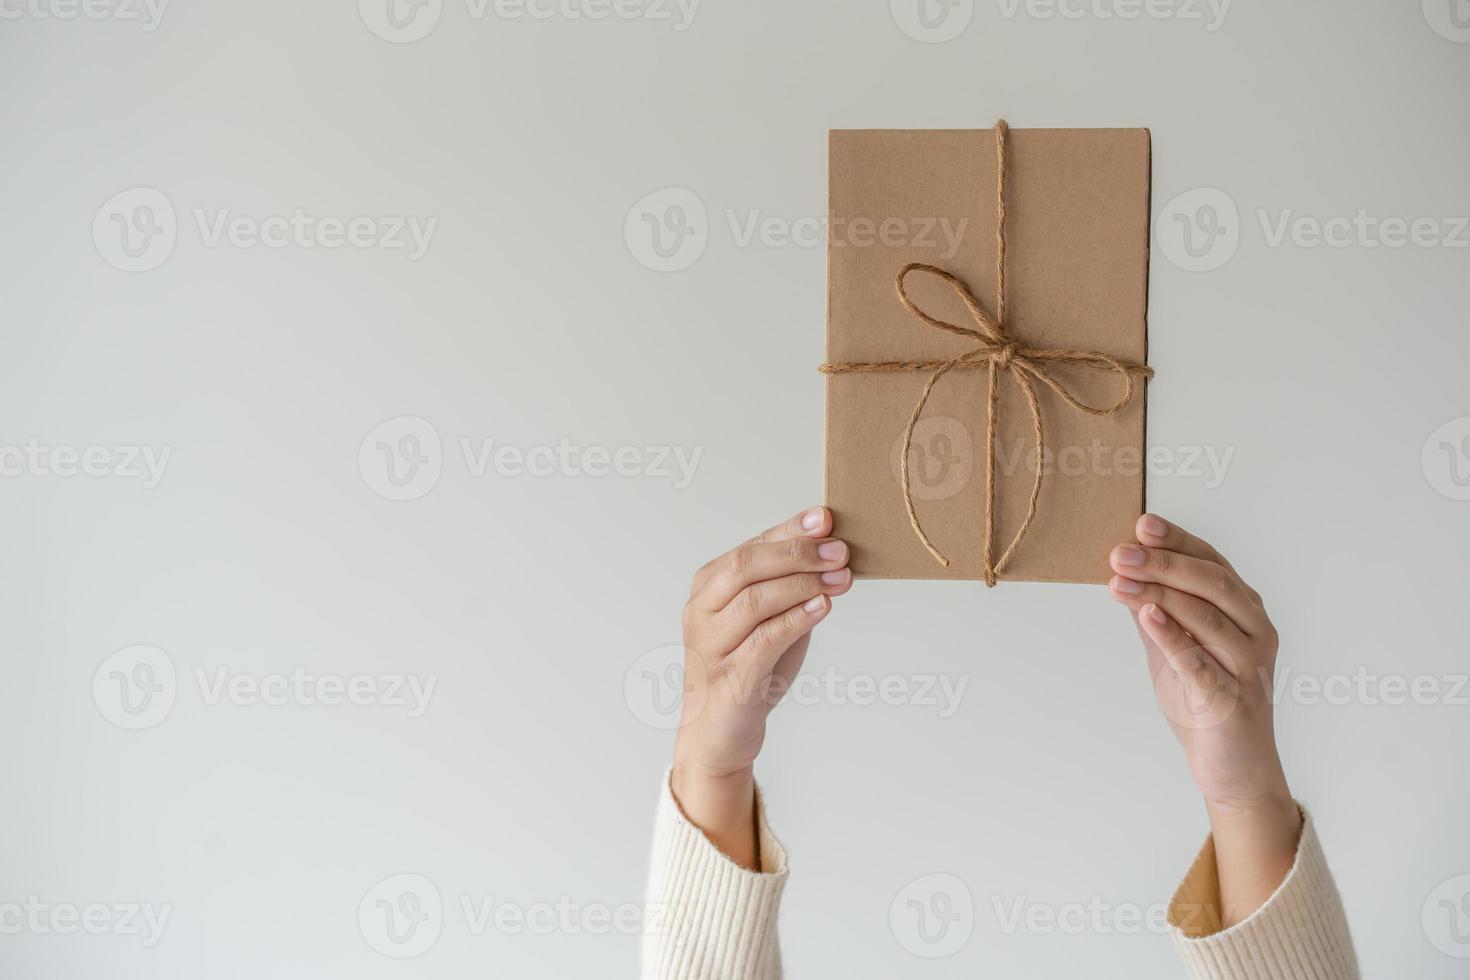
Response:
[[818, 119, 1154, 586]]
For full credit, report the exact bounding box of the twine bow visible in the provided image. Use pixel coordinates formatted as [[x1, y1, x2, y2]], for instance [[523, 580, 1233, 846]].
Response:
[[819, 119, 1154, 586]]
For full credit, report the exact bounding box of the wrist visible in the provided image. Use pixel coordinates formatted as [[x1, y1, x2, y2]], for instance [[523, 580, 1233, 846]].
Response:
[[1205, 788, 1299, 841], [1201, 761, 1294, 823], [671, 756, 755, 806], [672, 740, 754, 779]]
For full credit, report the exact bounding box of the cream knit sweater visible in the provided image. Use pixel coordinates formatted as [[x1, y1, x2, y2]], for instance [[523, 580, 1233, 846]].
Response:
[[642, 773, 1357, 979]]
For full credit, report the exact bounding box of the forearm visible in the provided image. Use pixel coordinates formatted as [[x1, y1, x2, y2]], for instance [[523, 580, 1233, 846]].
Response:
[[670, 759, 759, 871], [1204, 780, 1302, 927]]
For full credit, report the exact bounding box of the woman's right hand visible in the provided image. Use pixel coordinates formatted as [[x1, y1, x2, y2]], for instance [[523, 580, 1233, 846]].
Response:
[[670, 506, 852, 868], [1107, 514, 1300, 927]]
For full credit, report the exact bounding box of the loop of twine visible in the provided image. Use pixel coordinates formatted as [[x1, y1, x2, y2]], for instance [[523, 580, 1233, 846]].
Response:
[[818, 119, 1154, 586]]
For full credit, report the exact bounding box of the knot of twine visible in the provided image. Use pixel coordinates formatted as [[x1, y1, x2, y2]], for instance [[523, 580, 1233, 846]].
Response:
[[818, 119, 1154, 586]]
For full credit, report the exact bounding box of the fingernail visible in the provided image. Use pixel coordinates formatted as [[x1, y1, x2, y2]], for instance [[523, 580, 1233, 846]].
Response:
[[1140, 514, 1167, 539], [821, 569, 850, 586], [1144, 603, 1169, 625], [1112, 576, 1143, 595], [1113, 545, 1145, 567], [818, 541, 846, 561], [804, 595, 826, 613], [801, 508, 824, 531]]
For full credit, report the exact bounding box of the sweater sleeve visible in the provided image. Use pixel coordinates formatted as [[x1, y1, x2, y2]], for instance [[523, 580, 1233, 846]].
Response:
[[1168, 804, 1358, 979], [641, 770, 788, 980]]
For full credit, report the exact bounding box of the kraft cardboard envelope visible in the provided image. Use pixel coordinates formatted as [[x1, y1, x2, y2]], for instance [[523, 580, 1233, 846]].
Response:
[[824, 127, 1152, 584]]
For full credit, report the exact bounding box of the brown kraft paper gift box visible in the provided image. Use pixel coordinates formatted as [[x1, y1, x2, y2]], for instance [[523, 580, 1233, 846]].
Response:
[[823, 126, 1152, 584]]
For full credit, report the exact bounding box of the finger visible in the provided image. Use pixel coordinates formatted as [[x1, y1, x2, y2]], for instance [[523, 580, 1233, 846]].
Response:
[[768, 634, 811, 698], [1136, 602, 1241, 731], [695, 537, 849, 611], [1108, 576, 1246, 667], [1134, 514, 1233, 568], [711, 569, 853, 648], [1123, 605, 1170, 683], [690, 508, 832, 600], [750, 506, 831, 545], [1109, 545, 1264, 636], [736, 594, 831, 676], [1135, 514, 1263, 607], [1137, 601, 1228, 686]]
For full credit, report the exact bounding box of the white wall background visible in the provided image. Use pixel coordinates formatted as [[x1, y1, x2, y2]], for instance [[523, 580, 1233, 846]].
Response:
[[3, 1, 1468, 977]]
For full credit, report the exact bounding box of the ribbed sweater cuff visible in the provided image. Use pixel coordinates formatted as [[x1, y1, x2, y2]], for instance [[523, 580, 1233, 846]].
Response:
[[641, 769, 788, 980], [1168, 804, 1358, 979]]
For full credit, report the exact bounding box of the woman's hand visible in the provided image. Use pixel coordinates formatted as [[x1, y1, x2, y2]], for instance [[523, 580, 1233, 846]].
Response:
[[1108, 514, 1302, 927], [670, 506, 852, 869]]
